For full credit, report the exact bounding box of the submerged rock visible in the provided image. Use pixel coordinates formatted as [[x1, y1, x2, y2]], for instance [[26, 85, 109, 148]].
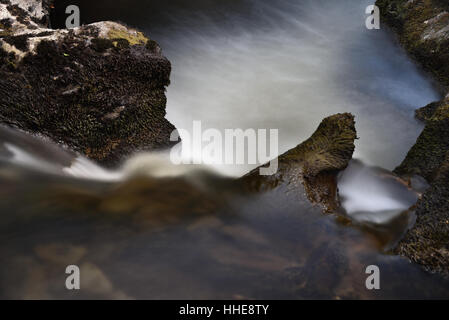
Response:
[[240, 113, 357, 213], [0, 0, 175, 166], [377, 0, 449, 276]]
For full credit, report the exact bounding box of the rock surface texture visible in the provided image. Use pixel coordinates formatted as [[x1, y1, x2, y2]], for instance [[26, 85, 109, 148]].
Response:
[[377, 0, 449, 276], [377, 0, 449, 90], [0, 0, 175, 165]]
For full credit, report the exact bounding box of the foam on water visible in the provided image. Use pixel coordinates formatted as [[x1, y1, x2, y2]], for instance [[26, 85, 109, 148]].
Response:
[[338, 160, 419, 225], [62, 157, 124, 181]]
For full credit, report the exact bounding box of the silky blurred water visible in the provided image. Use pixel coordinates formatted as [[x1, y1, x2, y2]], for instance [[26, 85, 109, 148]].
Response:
[[152, 0, 439, 175], [51, 0, 441, 176]]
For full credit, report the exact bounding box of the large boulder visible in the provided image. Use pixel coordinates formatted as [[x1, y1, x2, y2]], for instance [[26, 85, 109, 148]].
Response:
[[0, 0, 175, 166], [396, 153, 449, 277]]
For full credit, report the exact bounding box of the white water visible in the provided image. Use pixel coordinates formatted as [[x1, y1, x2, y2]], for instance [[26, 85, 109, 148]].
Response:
[[1, 138, 216, 182], [4, 138, 421, 226], [0, 0, 442, 221], [153, 0, 440, 176], [2, 141, 123, 181]]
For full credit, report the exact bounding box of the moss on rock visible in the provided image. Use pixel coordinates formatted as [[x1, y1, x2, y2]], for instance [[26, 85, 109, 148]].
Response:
[[395, 101, 449, 182], [240, 113, 357, 213], [376, 0, 449, 90], [0, 1, 176, 166], [395, 153, 449, 277], [393, 99, 449, 276], [107, 26, 148, 46]]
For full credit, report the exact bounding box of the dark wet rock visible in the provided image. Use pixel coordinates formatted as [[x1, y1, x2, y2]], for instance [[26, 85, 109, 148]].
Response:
[[395, 154, 449, 277], [395, 99, 449, 182], [393, 98, 449, 277], [376, 0, 449, 91], [378, 0, 449, 276], [240, 113, 357, 213], [0, 1, 175, 166]]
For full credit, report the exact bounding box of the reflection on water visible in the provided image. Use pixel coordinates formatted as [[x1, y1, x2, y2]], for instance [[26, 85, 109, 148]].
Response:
[[339, 161, 419, 215], [338, 160, 420, 251], [1, 0, 448, 299]]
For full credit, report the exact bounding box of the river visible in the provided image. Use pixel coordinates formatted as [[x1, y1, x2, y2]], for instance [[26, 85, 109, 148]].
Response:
[[0, 0, 448, 299]]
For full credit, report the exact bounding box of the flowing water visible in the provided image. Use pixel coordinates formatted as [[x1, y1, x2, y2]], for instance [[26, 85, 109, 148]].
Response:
[[1, 0, 448, 299]]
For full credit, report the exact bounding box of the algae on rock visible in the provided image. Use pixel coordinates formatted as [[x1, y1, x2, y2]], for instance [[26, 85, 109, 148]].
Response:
[[0, 1, 175, 166]]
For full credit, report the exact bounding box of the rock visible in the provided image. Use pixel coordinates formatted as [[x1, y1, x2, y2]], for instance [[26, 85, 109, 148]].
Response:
[[393, 97, 449, 276], [395, 99, 449, 182], [376, 0, 449, 91], [240, 113, 357, 213], [415, 99, 447, 122], [0, 0, 176, 166], [377, 0, 449, 276], [395, 153, 449, 277]]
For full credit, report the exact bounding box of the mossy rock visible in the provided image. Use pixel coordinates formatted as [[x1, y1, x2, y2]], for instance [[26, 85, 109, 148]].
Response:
[[395, 153, 449, 277], [415, 100, 445, 121], [394, 99, 449, 278], [0, 8, 175, 166], [395, 100, 449, 182], [240, 113, 357, 213], [376, 0, 449, 90]]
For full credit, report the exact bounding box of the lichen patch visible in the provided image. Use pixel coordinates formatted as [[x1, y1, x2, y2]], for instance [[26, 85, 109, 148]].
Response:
[[90, 21, 149, 46]]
